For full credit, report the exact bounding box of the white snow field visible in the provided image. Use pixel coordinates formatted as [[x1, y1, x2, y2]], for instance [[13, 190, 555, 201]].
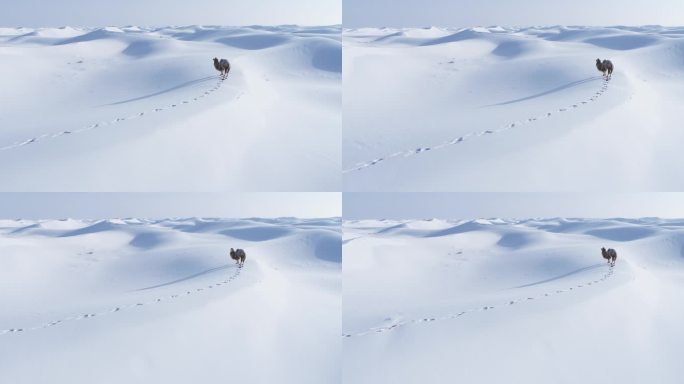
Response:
[[0, 25, 341, 191], [0, 217, 341, 383], [343, 217, 684, 383], [343, 26, 684, 191]]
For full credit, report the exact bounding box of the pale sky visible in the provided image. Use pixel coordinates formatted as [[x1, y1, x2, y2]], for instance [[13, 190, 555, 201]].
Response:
[[344, 193, 684, 220], [344, 0, 684, 28], [0, 193, 341, 219], [0, 0, 340, 27]]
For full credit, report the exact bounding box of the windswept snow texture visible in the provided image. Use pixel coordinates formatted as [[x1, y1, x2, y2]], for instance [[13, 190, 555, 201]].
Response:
[[343, 26, 684, 191], [0, 25, 341, 191], [344, 217, 684, 383], [0, 217, 341, 383]]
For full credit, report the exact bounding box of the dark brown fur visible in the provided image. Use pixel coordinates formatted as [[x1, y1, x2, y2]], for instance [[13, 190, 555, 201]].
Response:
[[213, 57, 231, 79], [596, 58, 613, 77], [230, 247, 246, 266], [601, 247, 617, 266]]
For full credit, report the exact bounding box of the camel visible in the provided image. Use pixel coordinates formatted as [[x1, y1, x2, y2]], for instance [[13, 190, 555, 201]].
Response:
[[230, 247, 246, 267], [596, 58, 614, 78], [213, 57, 231, 79], [601, 247, 617, 266]]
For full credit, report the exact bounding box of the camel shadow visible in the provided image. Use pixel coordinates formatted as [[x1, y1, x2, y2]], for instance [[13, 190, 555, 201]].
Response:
[[513, 262, 605, 289], [483, 76, 604, 107], [134, 263, 234, 291], [101, 75, 216, 106]]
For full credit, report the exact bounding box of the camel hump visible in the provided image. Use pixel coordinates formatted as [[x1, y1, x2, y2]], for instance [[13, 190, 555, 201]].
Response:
[[220, 59, 230, 71]]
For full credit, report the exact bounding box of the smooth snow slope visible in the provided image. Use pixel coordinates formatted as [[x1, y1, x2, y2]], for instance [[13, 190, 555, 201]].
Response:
[[0, 217, 341, 384], [343, 26, 684, 191], [0, 25, 340, 191], [343, 217, 684, 383]]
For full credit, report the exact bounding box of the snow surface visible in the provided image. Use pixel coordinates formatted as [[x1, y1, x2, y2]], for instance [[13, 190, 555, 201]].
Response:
[[0, 25, 341, 191], [0, 217, 341, 383], [343, 26, 684, 191], [344, 217, 684, 383]]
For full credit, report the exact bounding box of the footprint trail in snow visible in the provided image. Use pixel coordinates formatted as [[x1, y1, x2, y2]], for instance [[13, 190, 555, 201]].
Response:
[[343, 78, 610, 174], [0, 265, 244, 336], [342, 265, 615, 338], [0, 76, 234, 152]]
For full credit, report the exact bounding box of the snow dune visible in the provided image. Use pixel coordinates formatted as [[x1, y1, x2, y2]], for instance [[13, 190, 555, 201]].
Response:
[[344, 217, 684, 383], [343, 25, 684, 191], [0, 217, 340, 383], [0, 25, 341, 191]]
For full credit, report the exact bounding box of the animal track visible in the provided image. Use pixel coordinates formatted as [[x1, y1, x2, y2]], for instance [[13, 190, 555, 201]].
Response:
[[0, 265, 243, 336], [343, 78, 610, 174], [0, 76, 235, 152], [342, 265, 615, 338]]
